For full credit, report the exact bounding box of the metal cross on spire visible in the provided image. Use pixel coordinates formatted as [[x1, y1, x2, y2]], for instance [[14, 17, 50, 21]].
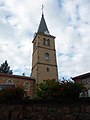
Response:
[[41, 4, 44, 15]]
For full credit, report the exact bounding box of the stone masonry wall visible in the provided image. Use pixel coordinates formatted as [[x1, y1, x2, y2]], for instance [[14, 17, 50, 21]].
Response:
[[0, 98, 90, 120]]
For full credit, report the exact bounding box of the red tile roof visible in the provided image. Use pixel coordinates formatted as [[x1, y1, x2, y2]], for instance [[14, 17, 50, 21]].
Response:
[[0, 73, 35, 81]]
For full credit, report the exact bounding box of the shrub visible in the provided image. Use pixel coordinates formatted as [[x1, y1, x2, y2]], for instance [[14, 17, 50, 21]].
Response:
[[0, 87, 24, 101], [58, 81, 85, 98], [35, 79, 85, 99]]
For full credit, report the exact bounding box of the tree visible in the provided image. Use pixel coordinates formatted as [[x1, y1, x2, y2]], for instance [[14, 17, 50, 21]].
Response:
[[22, 72, 25, 76], [0, 60, 13, 74], [35, 79, 60, 99]]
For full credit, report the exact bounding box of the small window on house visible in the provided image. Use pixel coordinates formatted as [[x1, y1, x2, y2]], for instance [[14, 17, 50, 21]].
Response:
[[47, 68, 49, 72], [82, 79, 87, 85], [24, 82, 30, 91], [45, 53, 49, 60], [6, 80, 13, 84]]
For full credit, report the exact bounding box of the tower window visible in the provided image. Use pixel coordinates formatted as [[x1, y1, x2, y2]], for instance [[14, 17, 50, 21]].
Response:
[[45, 53, 49, 60], [47, 39, 50, 46], [43, 38, 50, 46], [47, 68, 49, 72], [43, 38, 46, 45]]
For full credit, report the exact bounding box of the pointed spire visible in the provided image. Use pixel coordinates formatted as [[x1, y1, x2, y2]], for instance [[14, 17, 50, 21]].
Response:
[[37, 10, 50, 35]]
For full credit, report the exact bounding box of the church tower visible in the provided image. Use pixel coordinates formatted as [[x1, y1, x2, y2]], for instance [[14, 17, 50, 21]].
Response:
[[31, 13, 58, 84]]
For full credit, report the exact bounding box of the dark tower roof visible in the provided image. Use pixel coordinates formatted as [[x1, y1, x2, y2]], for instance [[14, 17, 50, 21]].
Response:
[[37, 14, 50, 35]]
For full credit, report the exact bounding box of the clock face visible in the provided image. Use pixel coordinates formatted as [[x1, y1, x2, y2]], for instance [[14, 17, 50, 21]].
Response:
[[44, 31, 49, 35]]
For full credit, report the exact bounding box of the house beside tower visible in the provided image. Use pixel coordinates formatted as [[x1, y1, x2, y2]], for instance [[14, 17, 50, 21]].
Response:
[[31, 13, 58, 84]]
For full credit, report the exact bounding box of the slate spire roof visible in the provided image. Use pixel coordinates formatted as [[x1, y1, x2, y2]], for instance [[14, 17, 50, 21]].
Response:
[[37, 13, 50, 35]]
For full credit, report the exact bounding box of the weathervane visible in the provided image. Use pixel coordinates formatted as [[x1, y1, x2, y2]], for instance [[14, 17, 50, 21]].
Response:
[[41, 4, 44, 15]]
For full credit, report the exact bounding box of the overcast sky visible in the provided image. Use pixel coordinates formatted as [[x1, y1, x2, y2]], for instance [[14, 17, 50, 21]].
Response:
[[0, 0, 90, 79]]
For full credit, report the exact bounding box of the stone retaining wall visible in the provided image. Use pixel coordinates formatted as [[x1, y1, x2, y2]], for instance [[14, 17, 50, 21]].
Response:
[[0, 98, 90, 120]]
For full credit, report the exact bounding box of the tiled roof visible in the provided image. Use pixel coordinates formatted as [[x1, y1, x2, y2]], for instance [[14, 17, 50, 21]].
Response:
[[72, 72, 90, 80], [0, 73, 35, 81]]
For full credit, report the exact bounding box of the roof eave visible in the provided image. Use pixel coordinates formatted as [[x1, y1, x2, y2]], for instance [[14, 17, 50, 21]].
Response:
[[72, 72, 90, 80], [0, 73, 35, 81]]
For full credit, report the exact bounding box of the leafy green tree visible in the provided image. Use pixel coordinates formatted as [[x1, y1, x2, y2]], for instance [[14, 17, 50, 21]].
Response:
[[0, 60, 13, 74], [35, 79, 60, 99]]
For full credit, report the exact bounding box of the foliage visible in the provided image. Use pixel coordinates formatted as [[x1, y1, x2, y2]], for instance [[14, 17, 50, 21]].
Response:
[[58, 81, 85, 98], [0, 60, 13, 74], [35, 79, 85, 99], [0, 87, 24, 101], [35, 79, 60, 99]]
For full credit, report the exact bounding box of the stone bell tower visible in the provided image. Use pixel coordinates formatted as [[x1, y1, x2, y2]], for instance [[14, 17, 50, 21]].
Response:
[[31, 13, 58, 84]]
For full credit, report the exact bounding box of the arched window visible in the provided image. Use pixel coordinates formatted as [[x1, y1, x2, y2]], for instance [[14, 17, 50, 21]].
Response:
[[24, 82, 30, 91], [45, 53, 49, 60], [43, 38, 50, 46], [6, 80, 13, 84], [47, 39, 50, 46]]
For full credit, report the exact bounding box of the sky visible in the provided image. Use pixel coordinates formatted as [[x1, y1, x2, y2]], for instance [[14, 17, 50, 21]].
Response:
[[0, 0, 90, 79]]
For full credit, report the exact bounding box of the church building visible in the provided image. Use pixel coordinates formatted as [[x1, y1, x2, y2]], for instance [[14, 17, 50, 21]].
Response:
[[31, 13, 58, 84]]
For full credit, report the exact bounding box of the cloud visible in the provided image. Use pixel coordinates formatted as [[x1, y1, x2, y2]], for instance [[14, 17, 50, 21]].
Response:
[[55, 0, 90, 78]]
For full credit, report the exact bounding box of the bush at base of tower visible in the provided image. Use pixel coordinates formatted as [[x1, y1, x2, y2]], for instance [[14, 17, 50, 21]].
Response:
[[35, 79, 85, 99]]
